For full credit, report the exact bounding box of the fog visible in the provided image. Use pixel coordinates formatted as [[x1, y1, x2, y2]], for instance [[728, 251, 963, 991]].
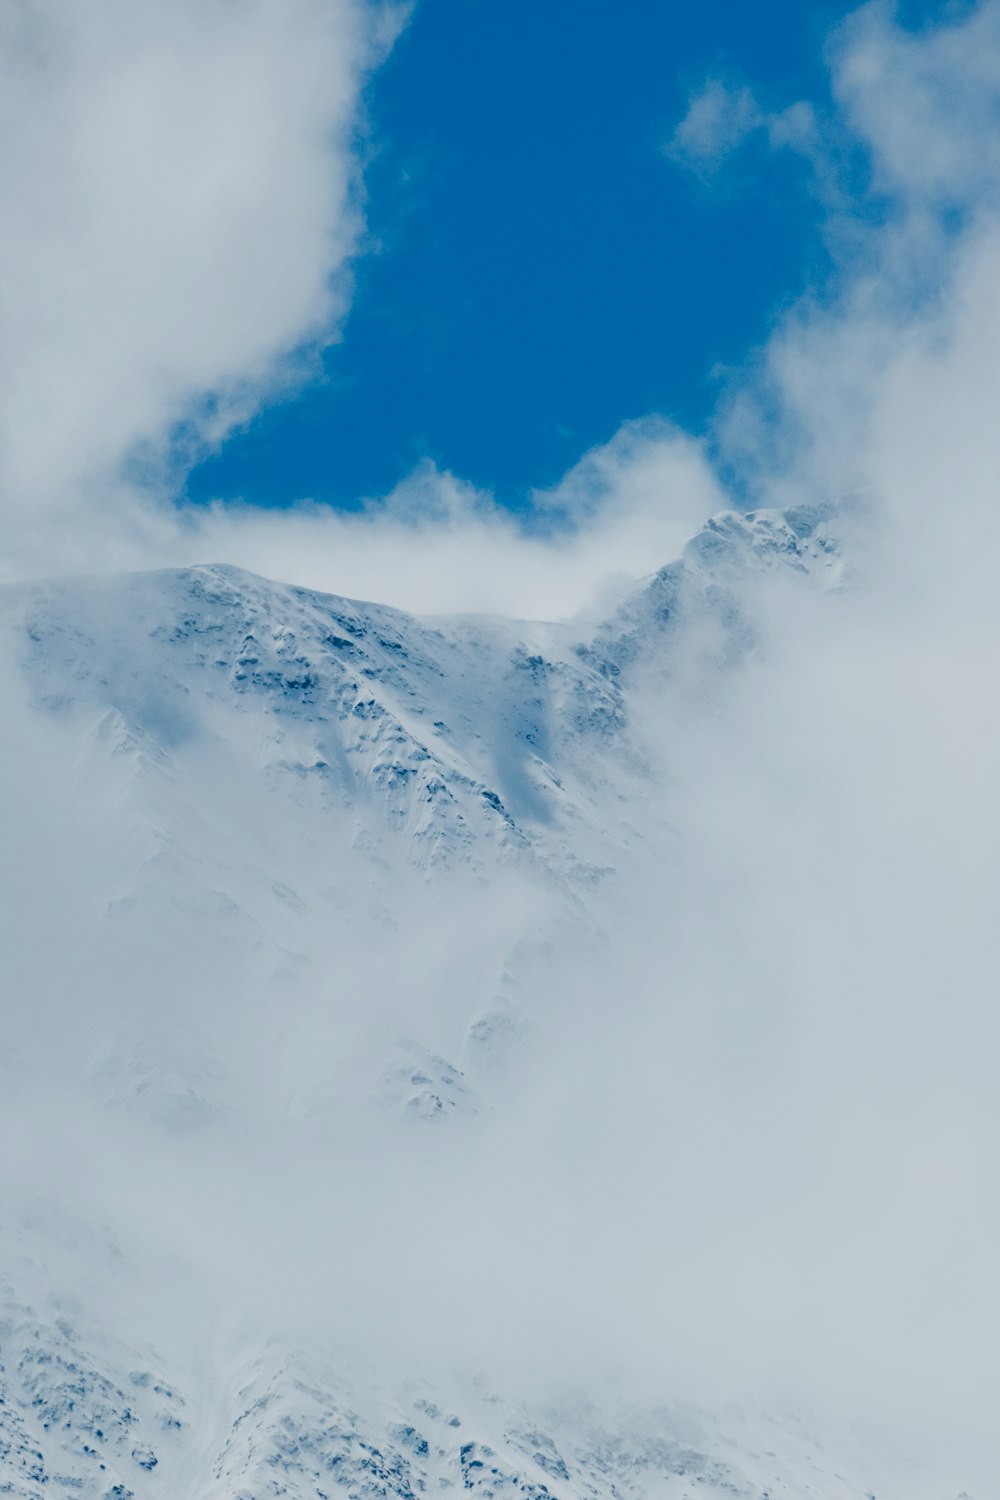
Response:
[[2, 1, 1000, 1494]]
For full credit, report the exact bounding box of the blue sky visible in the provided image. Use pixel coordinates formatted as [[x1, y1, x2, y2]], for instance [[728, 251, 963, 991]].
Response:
[[182, 0, 969, 518], [186, 0, 883, 515]]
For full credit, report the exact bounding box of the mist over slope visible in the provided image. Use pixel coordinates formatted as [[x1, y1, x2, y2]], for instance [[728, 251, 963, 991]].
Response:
[[0, 504, 843, 1133], [1, 499, 994, 1498]]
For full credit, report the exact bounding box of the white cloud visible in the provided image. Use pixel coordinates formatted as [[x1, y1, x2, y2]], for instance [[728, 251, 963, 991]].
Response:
[[666, 77, 816, 176], [666, 78, 764, 170], [0, 0, 400, 558], [832, 0, 1000, 207], [157, 422, 726, 619]]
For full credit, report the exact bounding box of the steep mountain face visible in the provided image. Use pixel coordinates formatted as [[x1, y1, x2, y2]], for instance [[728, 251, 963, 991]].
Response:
[[1, 502, 844, 888], [5, 501, 974, 1500]]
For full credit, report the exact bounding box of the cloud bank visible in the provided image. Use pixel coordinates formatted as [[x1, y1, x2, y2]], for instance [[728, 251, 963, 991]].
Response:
[[0, 0, 398, 574]]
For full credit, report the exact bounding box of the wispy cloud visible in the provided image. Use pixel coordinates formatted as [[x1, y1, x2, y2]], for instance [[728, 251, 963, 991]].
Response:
[[832, 0, 1000, 208], [665, 77, 816, 177]]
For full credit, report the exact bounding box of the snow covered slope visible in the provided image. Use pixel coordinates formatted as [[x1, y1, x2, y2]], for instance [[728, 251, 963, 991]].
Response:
[[0, 1279, 944, 1500], [0, 502, 843, 888]]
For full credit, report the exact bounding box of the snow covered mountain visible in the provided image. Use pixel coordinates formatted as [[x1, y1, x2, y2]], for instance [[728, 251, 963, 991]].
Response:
[[1, 503, 845, 1124], [2, 502, 843, 886], [2, 502, 980, 1500]]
